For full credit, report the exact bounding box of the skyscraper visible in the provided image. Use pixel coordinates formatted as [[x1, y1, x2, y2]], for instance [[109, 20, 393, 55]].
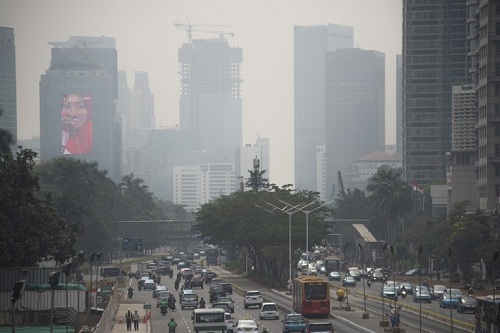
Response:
[[178, 38, 242, 161], [473, 0, 500, 209], [40, 36, 121, 181], [0, 27, 17, 153], [294, 24, 353, 193], [403, 0, 469, 185], [324, 48, 386, 192]]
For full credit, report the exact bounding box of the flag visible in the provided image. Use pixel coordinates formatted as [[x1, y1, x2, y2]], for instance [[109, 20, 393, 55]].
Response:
[[412, 180, 424, 193]]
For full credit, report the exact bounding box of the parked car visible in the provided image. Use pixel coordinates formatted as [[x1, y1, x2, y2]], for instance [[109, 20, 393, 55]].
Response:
[[342, 276, 356, 287], [457, 296, 476, 313], [282, 312, 308, 333], [259, 302, 279, 320], [328, 271, 341, 281], [244, 290, 263, 309], [306, 321, 335, 333], [439, 294, 461, 308]]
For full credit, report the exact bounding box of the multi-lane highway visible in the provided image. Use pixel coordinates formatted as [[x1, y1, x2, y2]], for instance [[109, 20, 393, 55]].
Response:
[[123, 262, 475, 333]]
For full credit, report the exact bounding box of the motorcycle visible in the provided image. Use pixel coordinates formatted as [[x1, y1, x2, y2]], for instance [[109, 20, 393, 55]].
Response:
[[160, 306, 168, 316], [199, 302, 206, 309], [169, 271, 173, 279], [127, 289, 133, 299], [137, 285, 142, 291], [169, 302, 176, 311], [168, 328, 176, 333], [401, 289, 407, 299], [367, 279, 371, 287]]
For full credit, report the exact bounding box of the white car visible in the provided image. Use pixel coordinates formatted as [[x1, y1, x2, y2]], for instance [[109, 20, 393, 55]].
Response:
[[234, 319, 258, 333], [244, 290, 263, 309], [259, 302, 279, 320]]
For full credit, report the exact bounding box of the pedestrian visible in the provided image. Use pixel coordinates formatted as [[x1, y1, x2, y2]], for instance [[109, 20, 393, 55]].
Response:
[[125, 309, 133, 331], [132, 309, 140, 330]]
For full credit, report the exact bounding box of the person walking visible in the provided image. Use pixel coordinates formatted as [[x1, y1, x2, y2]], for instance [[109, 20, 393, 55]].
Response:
[[125, 309, 133, 331], [132, 310, 140, 331]]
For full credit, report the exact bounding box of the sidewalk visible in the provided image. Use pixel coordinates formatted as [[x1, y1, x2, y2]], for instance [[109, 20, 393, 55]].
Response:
[[208, 266, 395, 333], [111, 303, 151, 333]]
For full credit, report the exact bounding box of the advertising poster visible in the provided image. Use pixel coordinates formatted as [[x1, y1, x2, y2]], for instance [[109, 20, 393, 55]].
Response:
[[61, 93, 93, 155]]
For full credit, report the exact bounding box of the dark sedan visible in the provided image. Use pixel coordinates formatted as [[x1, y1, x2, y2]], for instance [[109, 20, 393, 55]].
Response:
[[457, 296, 476, 313], [191, 276, 204, 289], [221, 282, 233, 295]]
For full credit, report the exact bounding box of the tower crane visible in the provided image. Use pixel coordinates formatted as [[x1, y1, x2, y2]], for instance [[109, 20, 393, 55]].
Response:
[[338, 171, 345, 196], [174, 18, 231, 43]]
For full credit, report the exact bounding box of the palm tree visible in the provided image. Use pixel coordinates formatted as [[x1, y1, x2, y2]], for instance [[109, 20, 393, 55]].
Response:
[[366, 165, 413, 245], [0, 108, 14, 155]]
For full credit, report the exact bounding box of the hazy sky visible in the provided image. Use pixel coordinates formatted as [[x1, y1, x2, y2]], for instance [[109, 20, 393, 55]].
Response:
[[1, 0, 402, 187]]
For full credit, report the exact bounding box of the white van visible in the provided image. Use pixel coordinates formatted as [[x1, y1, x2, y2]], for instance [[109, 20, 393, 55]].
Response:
[[181, 289, 198, 309], [192, 308, 226, 333], [143, 279, 156, 291]]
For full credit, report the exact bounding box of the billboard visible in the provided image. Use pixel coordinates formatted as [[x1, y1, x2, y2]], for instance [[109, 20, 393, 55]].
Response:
[[122, 237, 143, 251], [61, 93, 93, 155]]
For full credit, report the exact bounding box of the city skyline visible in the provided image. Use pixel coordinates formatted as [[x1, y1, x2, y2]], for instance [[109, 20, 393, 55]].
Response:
[[0, 0, 402, 188]]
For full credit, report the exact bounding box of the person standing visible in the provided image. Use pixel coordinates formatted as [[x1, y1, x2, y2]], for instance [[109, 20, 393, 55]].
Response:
[[132, 310, 140, 331], [125, 309, 133, 331]]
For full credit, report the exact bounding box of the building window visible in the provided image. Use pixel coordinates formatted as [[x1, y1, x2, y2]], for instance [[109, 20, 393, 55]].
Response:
[[496, 165, 500, 177], [496, 144, 500, 156]]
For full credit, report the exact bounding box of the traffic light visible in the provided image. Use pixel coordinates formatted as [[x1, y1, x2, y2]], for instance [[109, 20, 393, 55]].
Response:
[[78, 251, 85, 262], [49, 271, 60, 289], [11, 280, 26, 301], [90, 252, 96, 263]]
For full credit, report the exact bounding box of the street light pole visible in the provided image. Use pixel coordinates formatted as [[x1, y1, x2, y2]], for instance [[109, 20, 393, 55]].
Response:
[[357, 244, 368, 319], [493, 251, 499, 333], [89, 253, 96, 311], [448, 248, 453, 333], [302, 200, 334, 255], [418, 246, 423, 333]]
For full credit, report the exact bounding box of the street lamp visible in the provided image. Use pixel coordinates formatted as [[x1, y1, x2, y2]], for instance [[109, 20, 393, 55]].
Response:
[[259, 199, 315, 284], [76, 251, 84, 331], [357, 244, 369, 319], [492, 250, 499, 333], [343, 243, 350, 310], [62, 263, 72, 333], [448, 248, 453, 333], [418, 246, 423, 333], [89, 252, 96, 311], [301, 199, 334, 256], [94, 253, 102, 309], [11, 279, 26, 333]]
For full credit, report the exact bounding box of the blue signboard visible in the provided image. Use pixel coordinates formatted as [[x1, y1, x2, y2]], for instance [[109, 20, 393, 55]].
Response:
[[122, 237, 143, 251]]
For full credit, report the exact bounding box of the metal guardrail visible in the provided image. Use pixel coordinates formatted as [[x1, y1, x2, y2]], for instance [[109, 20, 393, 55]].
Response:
[[93, 282, 119, 333]]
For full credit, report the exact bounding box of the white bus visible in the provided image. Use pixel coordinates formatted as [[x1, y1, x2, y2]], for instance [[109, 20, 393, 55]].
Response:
[[192, 308, 226, 333]]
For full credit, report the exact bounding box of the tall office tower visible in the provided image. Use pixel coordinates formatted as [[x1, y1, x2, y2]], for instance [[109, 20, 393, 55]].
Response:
[[474, 0, 500, 209], [396, 55, 403, 158], [402, 1, 469, 185], [235, 137, 270, 189], [131, 72, 155, 137], [446, 85, 476, 211], [173, 163, 236, 212], [294, 24, 353, 193], [325, 48, 385, 194], [0, 27, 17, 154], [178, 38, 242, 161], [40, 36, 121, 182], [117, 70, 132, 175]]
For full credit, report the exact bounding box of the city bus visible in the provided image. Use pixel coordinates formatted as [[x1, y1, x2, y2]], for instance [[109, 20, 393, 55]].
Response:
[[324, 255, 343, 275], [293, 275, 330, 318], [205, 248, 219, 266]]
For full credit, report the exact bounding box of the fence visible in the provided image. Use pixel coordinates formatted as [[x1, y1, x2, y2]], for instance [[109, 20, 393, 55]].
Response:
[[93, 281, 119, 333]]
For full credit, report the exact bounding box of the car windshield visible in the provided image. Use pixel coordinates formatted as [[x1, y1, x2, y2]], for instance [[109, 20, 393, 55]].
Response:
[[304, 283, 327, 300], [383, 286, 396, 292], [310, 323, 333, 331], [285, 315, 304, 322], [262, 304, 277, 311], [247, 292, 261, 297]]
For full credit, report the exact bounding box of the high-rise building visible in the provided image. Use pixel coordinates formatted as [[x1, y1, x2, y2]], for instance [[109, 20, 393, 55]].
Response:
[[178, 38, 242, 161], [402, 0, 469, 185], [473, 0, 500, 210], [40, 36, 121, 181], [173, 163, 236, 211], [294, 24, 353, 193], [235, 138, 270, 188], [325, 48, 386, 194], [396, 55, 403, 157], [0, 27, 17, 153]]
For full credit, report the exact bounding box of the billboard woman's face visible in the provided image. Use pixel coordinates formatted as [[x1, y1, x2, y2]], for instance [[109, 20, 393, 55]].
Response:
[[62, 94, 88, 128]]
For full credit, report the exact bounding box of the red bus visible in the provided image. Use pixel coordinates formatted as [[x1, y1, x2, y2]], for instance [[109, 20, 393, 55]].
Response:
[[292, 275, 330, 318]]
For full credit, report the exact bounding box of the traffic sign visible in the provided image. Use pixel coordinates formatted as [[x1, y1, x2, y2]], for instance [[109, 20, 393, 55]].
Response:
[[143, 304, 151, 309], [122, 237, 143, 251]]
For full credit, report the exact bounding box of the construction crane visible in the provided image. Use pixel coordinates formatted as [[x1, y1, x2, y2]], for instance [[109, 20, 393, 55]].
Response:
[[174, 18, 231, 43], [338, 171, 345, 196]]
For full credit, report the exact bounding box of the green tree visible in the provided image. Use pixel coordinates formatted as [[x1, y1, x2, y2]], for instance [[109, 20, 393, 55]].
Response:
[[0, 108, 14, 155], [334, 188, 372, 219], [35, 157, 122, 252], [0, 149, 77, 266], [366, 166, 413, 245], [119, 173, 157, 219]]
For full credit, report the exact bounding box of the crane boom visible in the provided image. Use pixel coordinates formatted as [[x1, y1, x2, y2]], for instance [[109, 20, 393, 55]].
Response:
[[174, 19, 231, 43], [338, 171, 345, 196]]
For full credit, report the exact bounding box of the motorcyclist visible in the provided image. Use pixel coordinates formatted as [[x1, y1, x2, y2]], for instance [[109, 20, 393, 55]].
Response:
[[168, 318, 177, 332], [174, 279, 180, 291], [169, 270, 174, 278], [199, 297, 206, 308], [160, 299, 168, 315], [400, 286, 407, 298], [127, 287, 133, 299], [168, 294, 176, 310]]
